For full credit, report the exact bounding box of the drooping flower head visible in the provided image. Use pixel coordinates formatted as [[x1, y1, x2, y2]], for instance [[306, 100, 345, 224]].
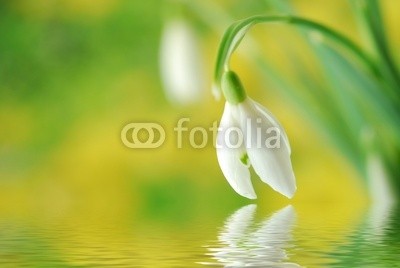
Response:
[[216, 71, 296, 199]]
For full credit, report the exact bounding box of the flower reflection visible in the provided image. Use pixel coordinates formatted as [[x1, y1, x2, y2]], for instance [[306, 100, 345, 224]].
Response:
[[201, 205, 301, 267], [366, 152, 395, 239]]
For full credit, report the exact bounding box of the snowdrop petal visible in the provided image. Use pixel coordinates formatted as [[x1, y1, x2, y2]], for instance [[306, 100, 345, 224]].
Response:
[[217, 103, 257, 199], [247, 134, 296, 198], [239, 100, 296, 198], [252, 99, 291, 154]]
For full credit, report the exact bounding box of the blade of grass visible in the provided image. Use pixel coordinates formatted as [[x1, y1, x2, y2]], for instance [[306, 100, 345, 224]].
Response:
[[352, 0, 400, 95]]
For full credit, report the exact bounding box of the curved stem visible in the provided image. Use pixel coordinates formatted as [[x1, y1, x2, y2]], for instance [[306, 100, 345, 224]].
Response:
[[214, 15, 376, 86]]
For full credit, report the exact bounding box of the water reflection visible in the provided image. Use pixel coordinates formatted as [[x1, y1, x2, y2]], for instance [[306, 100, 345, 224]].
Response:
[[1, 201, 400, 266], [329, 201, 400, 267], [201, 205, 301, 267], [367, 195, 395, 241]]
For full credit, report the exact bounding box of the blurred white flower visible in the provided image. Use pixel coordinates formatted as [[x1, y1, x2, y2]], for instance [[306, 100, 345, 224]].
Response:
[[211, 83, 221, 101], [366, 152, 394, 207], [159, 18, 205, 104], [217, 71, 296, 199]]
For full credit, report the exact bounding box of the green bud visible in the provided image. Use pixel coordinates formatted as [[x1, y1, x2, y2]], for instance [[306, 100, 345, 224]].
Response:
[[221, 71, 247, 104]]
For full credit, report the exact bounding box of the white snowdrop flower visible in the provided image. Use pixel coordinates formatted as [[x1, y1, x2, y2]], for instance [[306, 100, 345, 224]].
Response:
[[159, 18, 204, 104], [216, 71, 296, 199]]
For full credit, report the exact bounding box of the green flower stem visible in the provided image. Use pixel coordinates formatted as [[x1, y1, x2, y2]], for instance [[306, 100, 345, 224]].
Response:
[[214, 15, 376, 88]]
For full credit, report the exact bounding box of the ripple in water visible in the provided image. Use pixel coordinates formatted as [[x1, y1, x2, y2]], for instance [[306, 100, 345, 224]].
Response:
[[0, 201, 400, 267]]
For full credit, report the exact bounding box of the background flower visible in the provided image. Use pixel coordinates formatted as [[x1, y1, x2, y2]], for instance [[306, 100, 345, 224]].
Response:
[[159, 17, 205, 104]]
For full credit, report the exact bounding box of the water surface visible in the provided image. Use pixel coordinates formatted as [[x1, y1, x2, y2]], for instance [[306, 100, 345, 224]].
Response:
[[1, 202, 399, 267]]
